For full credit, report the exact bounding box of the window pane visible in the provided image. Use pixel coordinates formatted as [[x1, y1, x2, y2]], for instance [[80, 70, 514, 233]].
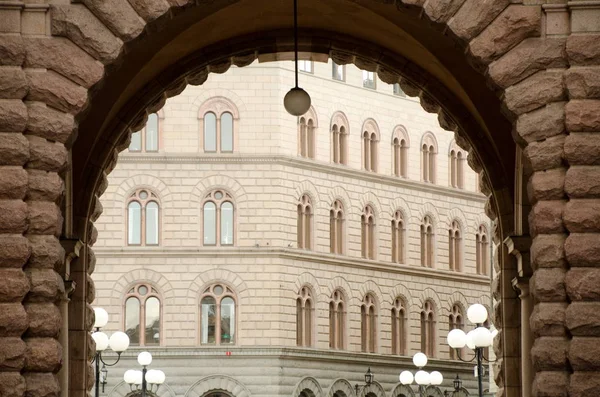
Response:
[[221, 202, 234, 245], [146, 113, 159, 151], [125, 297, 140, 345], [221, 297, 235, 344], [145, 297, 160, 346], [128, 202, 141, 245], [201, 296, 216, 344], [362, 70, 375, 89], [203, 202, 216, 245], [332, 62, 344, 80], [393, 83, 405, 97], [145, 201, 159, 245], [221, 112, 233, 152], [204, 112, 217, 152], [129, 131, 141, 151], [299, 60, 312, 72]]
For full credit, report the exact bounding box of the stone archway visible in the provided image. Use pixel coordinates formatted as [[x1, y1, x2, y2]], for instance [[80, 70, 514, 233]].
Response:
[[0, 2, 596, 397]]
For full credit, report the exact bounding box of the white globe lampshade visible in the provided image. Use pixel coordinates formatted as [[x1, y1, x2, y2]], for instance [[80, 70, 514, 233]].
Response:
[[399, 371, 414, 385], [413, 352, 428, 368], [466, 330, 476, 350], [145, 369, 159, 384], [447, 328, 467, 349], [123, 369, 138, 385], [414, 370, 430, 385], [109, 331, 130, 352], [155, 370, 166, 385], [467, 304, 488, 324], [429, 371, 443, 386], [284, 87, 311, 116], [133, 370, 143, 385], [137, 351, 153, 366], [91, 331, 109, 351], [473, 326, 493, 347], [93, 308, 109, 328]]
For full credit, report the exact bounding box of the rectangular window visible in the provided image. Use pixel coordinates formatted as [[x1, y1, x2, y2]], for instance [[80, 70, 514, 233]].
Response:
[[362, 70, 376, 89], [145, 113, 159, 151], [129, 131, 142, 152], [393, 83, 406, 97], [332, 62, 344, 81], [299, 60, 313, 73]]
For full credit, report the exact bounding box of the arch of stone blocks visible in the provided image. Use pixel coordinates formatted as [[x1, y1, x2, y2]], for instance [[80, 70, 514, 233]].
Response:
[[185, 375, 251, 397], [327, 378, 355, 397], [390, 384, 415, 397], [294, 377, 323, 397], [0, 0, 596, 397]]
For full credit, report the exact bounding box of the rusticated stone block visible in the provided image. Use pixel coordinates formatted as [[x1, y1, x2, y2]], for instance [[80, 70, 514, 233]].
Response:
[[27, 235, 64, 270], [0, 166, 27, 199], [567, 268, 600, 301], [531, 302, 567, 337], [532, 371, 569, 397], [525, 135, 565, 172], [0, 199, 27, 234], [25, 70, 87, 115], [24, 269, 63, 303], [26, 102, 74, 145], [0, 235, 30, 268], [25, 303, 60, 337], [570, 372, 600, 396], [26, 135, 67, 173], [566, 67, 600, 99], [565, 166, 600, 198], [424, 0, 466, 23], [86, 274, 95, 304], [565, 233, 600, 267], [0, 337, 25, 371], [529, 200, 565, 235], [565, 100, 600, 132], [0, 35, 25, 66], [567, 34, 600, 66], [24, 337, 62, 372], [531, 267, 566, 303], [504, 70, 565, 116], [564, 199, 600, 233], [0, 303, 27, 336], [0, 67, 27, 99], [127, 0, 170, 21], [569, 337, 600, 371], [86, 248, 96, 275], [448, 0, 509, 41], [531, 234, 566, 269], [0, 372, 25, 397], [489, 37, 567, 89], [27, 171, 63, 203], [27, 201, 62, 236], [566, 302, 600, 336], [24, 372, 60, 397], [0, 100, 27, 132], [564, 133, 600, 166], [469, 5, 541, 64], [531, 337, 569, 371], [516, 102, 565, 143], [529, 168, 566, 202], [0, 133, 29, 166], [80, 0, 145, 41]]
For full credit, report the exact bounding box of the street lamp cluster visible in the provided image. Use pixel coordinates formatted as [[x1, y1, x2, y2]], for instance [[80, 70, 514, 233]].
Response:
[[124, 352, 166, 397], [399, 353, 444, 396]]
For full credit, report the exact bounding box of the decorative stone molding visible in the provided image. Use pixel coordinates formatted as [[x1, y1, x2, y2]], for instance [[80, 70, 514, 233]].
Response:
[[185, 375, 251, 397], [294, 377, 323, 397]]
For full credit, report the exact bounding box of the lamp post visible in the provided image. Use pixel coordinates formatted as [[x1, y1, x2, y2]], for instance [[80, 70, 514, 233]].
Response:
[[446, 304, 496, 397], [443, 376, 463, 397], [124, 352, 166, 397], [399, 353, 443, 397], [91, 308, 130, 397], [354, 367, 374, 396]]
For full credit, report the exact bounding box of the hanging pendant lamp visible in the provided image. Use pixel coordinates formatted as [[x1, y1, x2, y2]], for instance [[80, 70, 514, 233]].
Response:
[[284, 0, 311, 116]]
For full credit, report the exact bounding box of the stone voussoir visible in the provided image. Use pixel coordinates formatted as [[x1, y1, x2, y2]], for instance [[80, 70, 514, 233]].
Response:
[[424, 0, 466, 23], [565, 233, 600, 267], [504, 70, 565, 116], [80, 0, 145, 42], [567, 34, 600, 66], [26, 135, 68, 173], [25, 70, 87, 115], [126, 0, 170, 22], [566, 66, 600, 99], [448, 0, 510, 41], [26, 102, 74, 145], [516, 102, 565, 143]]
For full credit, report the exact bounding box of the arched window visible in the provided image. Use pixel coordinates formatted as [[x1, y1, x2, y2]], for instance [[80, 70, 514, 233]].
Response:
[[361, 294, 377, 353], [421, 300, 435, 357], [361, 205, 376, 260], [392, 126, 409, 178], [129, 112, 161, 152], [299, 109, 317, 159], [198, 98, 239, 153], [420, 216, 434, 267], [449, 304, 464, 360], [124, 284, 161, 346], [421, 134, 437, 183], [200, 283, 236, 345], [476, 225, 489, 275], [330, 200, 344, 254], [296, 286, 313, 347], [449, 220, 462, 272], [329, 289, 346, 349], [202, 190, 235, 246], [362, 120, 379, 172], [449, 142, 466, 189], [391, 297, 407, 355], [391, 210, 405, 264], [297, 194, 313, 250], [331, 112, 349, 165], [127, 189, 160, 246]]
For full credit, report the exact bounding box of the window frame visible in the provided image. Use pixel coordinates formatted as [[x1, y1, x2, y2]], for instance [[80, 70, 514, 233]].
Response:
[[362, 70, 376, 89], [198, 97, 240, 154], [331, 112, 350, 166], [297, 194, 313, 250], [361, 205, 376, 260], [391, 210, 405, 264], [329, 289, 346, 350], [202, 190, 236, 247], [128, 112, 163, 153], [296, 286, 314, 347], [199, 283, 237, 345], [391, 297, 407, 355], [421, 300, 436, 357], [126, 189, 161, 247], [298, 60, 313, 73], [330, 200, 345, 255], [332, 62, 345, 81], [361, 294, 377, 353], [123, 283, 162, 347]]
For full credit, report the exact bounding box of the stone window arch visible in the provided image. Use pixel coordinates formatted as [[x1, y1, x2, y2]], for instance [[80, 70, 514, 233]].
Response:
[[198, 97, 239, 153], [420, 216, 434, 268], [392, 126, 409, 178], [124, 283, 162, 346], [297, 194, 313, 250], [296, 286, 314, 347], [331, 112, 349, 165], [448, 220, 462, 272], [361, 293, 377, 353], [448, 303, 464, 359], [476, 224, 489, 275], [200, 283, 236, 345], [299, 107, 317, 159], [362, 120, 380, 172], [202, 190, 235, 247], [330, 199, 345, 254], [421, 300, 436, 357], [449, 141, 466, 189], [329, 289, 346, 349], [129, 112, 162, 152], [361, 205, 376, 259], [391, 210, 405, 264], [127, 189, 160, 246], [421, 133, 437, 183], [391, 297, 407, 355]]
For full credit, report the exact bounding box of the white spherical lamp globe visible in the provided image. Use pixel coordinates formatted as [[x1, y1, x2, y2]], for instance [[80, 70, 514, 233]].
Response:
[[109, 331, 130, 352], [145, 369, 159, 384], [137, 351, 153, 366], [399, 371, 414, 385], [466, 329, 476, 350], [467, 304, 488, 324], [93, 308, 109, 328], [413, 352, 428, 368], [284, 87, 311, 116], [133, 370, 143, 385], [123, 369, 137, 385], [154, 370, 166, 385], [473, 326, 493, 347], [447, 328, 467, 349], [414, 370, 430, 385], [91, 331, 109, 351], [429, 371, 443, 386]]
